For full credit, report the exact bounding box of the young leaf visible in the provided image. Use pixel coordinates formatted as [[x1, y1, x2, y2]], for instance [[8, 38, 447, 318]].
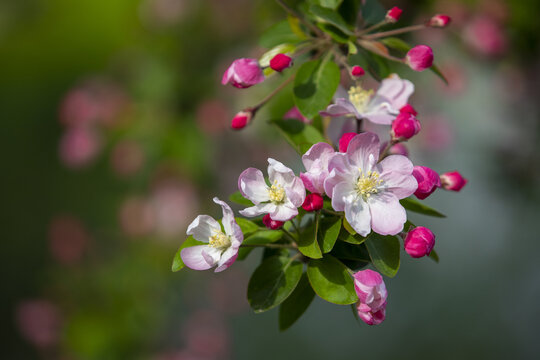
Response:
[[229, 191, 254, 206], [293, 59, 340, 119], [247, 256, 303, 313], [237, 230, 284, 261], [365, 233, 400, 278], [297, 219, 323, 259], [338, 226, 366, 245], [171, 236, 205, 272], [309, 5, 354, 35], [271, 119, 327, 154], [279, 273, 315, 331], [429, 249, 440, 263], [400, 197, 446, 218], [235, 217, 259, 236], [307, 255, 358, 305], [319, 217, 342, 253]]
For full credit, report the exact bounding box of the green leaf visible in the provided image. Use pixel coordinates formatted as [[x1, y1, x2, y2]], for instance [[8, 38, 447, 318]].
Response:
[[361, 0, 386, 25], [247, 256, 303, 313], [307, 255, 358, 305], [339, 0, 360, 26], [229, 191, 253, 207], [279, 273, 315, 331], [338, 226, 366, 245], [342, 217, 356, 235], [429, 249, 440, 263], [262, 247, 289, 261], [310, 0, 344, 9], [319, 217, 341, 253], [365, 233, 400, 278], [293, 58, 341, 119], [287, 15, 308, 40], [235, 217, 259, 236], [171, 236, 205, 272], [237, 230, 284, 261], [271, 119, 327, 154], [259, 20, 302, 48], [310, 5, 354, 35], [400, 197, 446, 218], [429, 64, 449, 85], [297, 218, 323, 259], [317, 23, 349, 43], [331, 241, 370, 262]]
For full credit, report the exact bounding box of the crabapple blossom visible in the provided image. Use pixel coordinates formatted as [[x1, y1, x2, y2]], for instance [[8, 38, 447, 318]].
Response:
[[440, 171, 468, 191], [412, 166, 441, 200], [404, 226, 435, 258], [386, 7, 402, 23], [321, 74, 414, 125], [399, 104, 418, 116], [351, 65, 365, 77], [300, 142, 335, 195], [231, 110, 252, 130], [391, 112, 421, 141], [302, 193, 324, 212], [222, 58, 264, 88], [269, 53, 292, 72], [406, 45, 434, 72], [238, 158, 306, 221], [262, 214, 284, 230], [181, 198, 243, 272], [339, 132, 356, 153], [429, 14, 451, 28], [354, 269, 388, 325], [324, 132, 417, 236]]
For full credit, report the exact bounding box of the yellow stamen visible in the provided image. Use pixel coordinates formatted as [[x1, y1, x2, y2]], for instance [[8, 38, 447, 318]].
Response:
[[348, 86, 373, 113], [209, 231, 231, 249], [356, 170, 382, 199], [268, 181, 286, 203]]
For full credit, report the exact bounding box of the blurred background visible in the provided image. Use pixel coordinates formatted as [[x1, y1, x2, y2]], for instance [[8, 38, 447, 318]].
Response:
[[1, 0, 539, 358]]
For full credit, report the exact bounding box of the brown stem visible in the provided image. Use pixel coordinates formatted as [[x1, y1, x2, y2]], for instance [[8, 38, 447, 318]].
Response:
[[379, 139, 399, 160], [252, 74, 295, 111], [362, 24, 427, 40]]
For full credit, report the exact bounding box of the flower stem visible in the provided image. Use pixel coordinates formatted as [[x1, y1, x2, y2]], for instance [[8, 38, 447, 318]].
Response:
[[362, 24, 426, 40], [253, 74, 295, 111], [379, 139, 399, 160], [357, 20, 388, 35]]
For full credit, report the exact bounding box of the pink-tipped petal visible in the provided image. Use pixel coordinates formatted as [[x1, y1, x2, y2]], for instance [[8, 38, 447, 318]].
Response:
[[347, 133, 380, 171], [186, 215, 220, 242], [181, 245, 214, 271], [345, 198, 372, 237], [239, 203, 276, 218], [238, 168, 270, 204], [369, 193, 406, 235]]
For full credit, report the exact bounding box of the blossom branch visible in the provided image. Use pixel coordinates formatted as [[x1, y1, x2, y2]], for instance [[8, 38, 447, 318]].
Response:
[[362, 24, 426, 40]]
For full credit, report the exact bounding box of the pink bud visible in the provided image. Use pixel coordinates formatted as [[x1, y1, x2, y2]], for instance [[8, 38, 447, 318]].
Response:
[[353, 269, 387, 326], [391, 113, 421, 141], [440, 171, 468, 191], [399, 103, 418, 116], [404, 226, 435, 258], [406, 45, 434, 72], [302, 193, 324, 212], [351, 65, 365, 77], [230, 110, 252, 130], [270, 54, 293, 72], [339, 132, 357, 152], [381, 141, 409, 157], [429, 14, 451, 28], [386, 6, 403, 23], [412, 166, 441, 200], [262, 214, 284, 230], [221, 58, 265, 89]]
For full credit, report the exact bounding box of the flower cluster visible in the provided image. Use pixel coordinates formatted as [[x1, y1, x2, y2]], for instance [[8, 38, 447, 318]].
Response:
[[174, 2, 468, 330]]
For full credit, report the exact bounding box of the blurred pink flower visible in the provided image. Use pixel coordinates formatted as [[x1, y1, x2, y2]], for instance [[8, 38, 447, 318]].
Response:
[[15, 300, 62, 348], [208, 268, 249, 315], [196, 99, 230, 135], [283, 106, 310, 124], [437, 62, 467, 95], [58, 126, 101, 169], [140, 0, 189, 27], [110, 140, 145, 177], [463, 16, 507, 57], [48, 215, 90, 265], [418, 115, 454, 151], [119, 196, 155, 237], [182, 310, 230, 359]]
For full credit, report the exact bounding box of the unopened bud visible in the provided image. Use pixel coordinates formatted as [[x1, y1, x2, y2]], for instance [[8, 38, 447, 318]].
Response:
[[351, 65, 365, 77], [391, 113, 421, 141], [262, 214, 284, 230], [386, 7, 403, 23], [428, 14, 451, 28], [222, 58, 265, 89], [399, 104, 418, 116], [231, 110, 252, 130], [412, 166, 441, 200], [404, 226, 435, 258], [270, 54, 293, 72], [440, 171, 468, 191], [302, 193, 324, 212], [339, 132, 357, 152], [406, 45, 434, 72]]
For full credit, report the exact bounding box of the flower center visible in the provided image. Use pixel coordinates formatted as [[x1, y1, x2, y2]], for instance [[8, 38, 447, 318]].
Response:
[[356, 170, 382, 199], [209, 231, 231, 249], [348, 86, 373, 113], [268, 181, 286, 203]]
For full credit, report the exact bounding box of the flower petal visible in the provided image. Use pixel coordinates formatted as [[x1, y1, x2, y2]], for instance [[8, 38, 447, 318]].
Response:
[[376, 155, 417, 198], [213, 197, 243, 242], [238, 168, 270, 204], [181, 245, 214, 271], [202, 247, 222, 267], [376, 74, 414, 111], [268, 158, 296, 188], [347, 132, 380, 171], [320, 98, 360, 118], [186, 215, 221, 243], [302, 142, 335, 171], [345, 198, 372, 236], [239, 202, 276, 218], [270, 202, 298, 221], [331, 181, 356, 212], [368, 192, 406, 235], [285, 177, 306, 207], [214, 247, 239, 273]]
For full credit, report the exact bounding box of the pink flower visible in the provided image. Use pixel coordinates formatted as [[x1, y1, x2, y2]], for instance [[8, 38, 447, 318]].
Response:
[[181, 197, 243, 272], [353, 269, 388, 325], [16, 300, 62, 348], [231, 110, 252, 130], [302, 193, 324, 212], [221, 58, 264, 88], [321, 74, 414, 125], [429, 14, 451, 28], [386, 6, 403, 23], [283, 106, 310, 123], [239, 158, 306, 221], [339, 132, 356, 153], [391, 112, 421, 141], [463, 16, 507, 57], [59, 126, 101, 168], [324, 132, 417, 236], [440, 171, 468, 191], [351, 65, 365, 77], [404, 226, 435, 258], [262, 214, 284, 230], [406, 45, 434, 72], [412, 166, 441, 200], [48, 215, 90, 265], [300, 142, 335, 195], [270, 53, 293, 72]]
